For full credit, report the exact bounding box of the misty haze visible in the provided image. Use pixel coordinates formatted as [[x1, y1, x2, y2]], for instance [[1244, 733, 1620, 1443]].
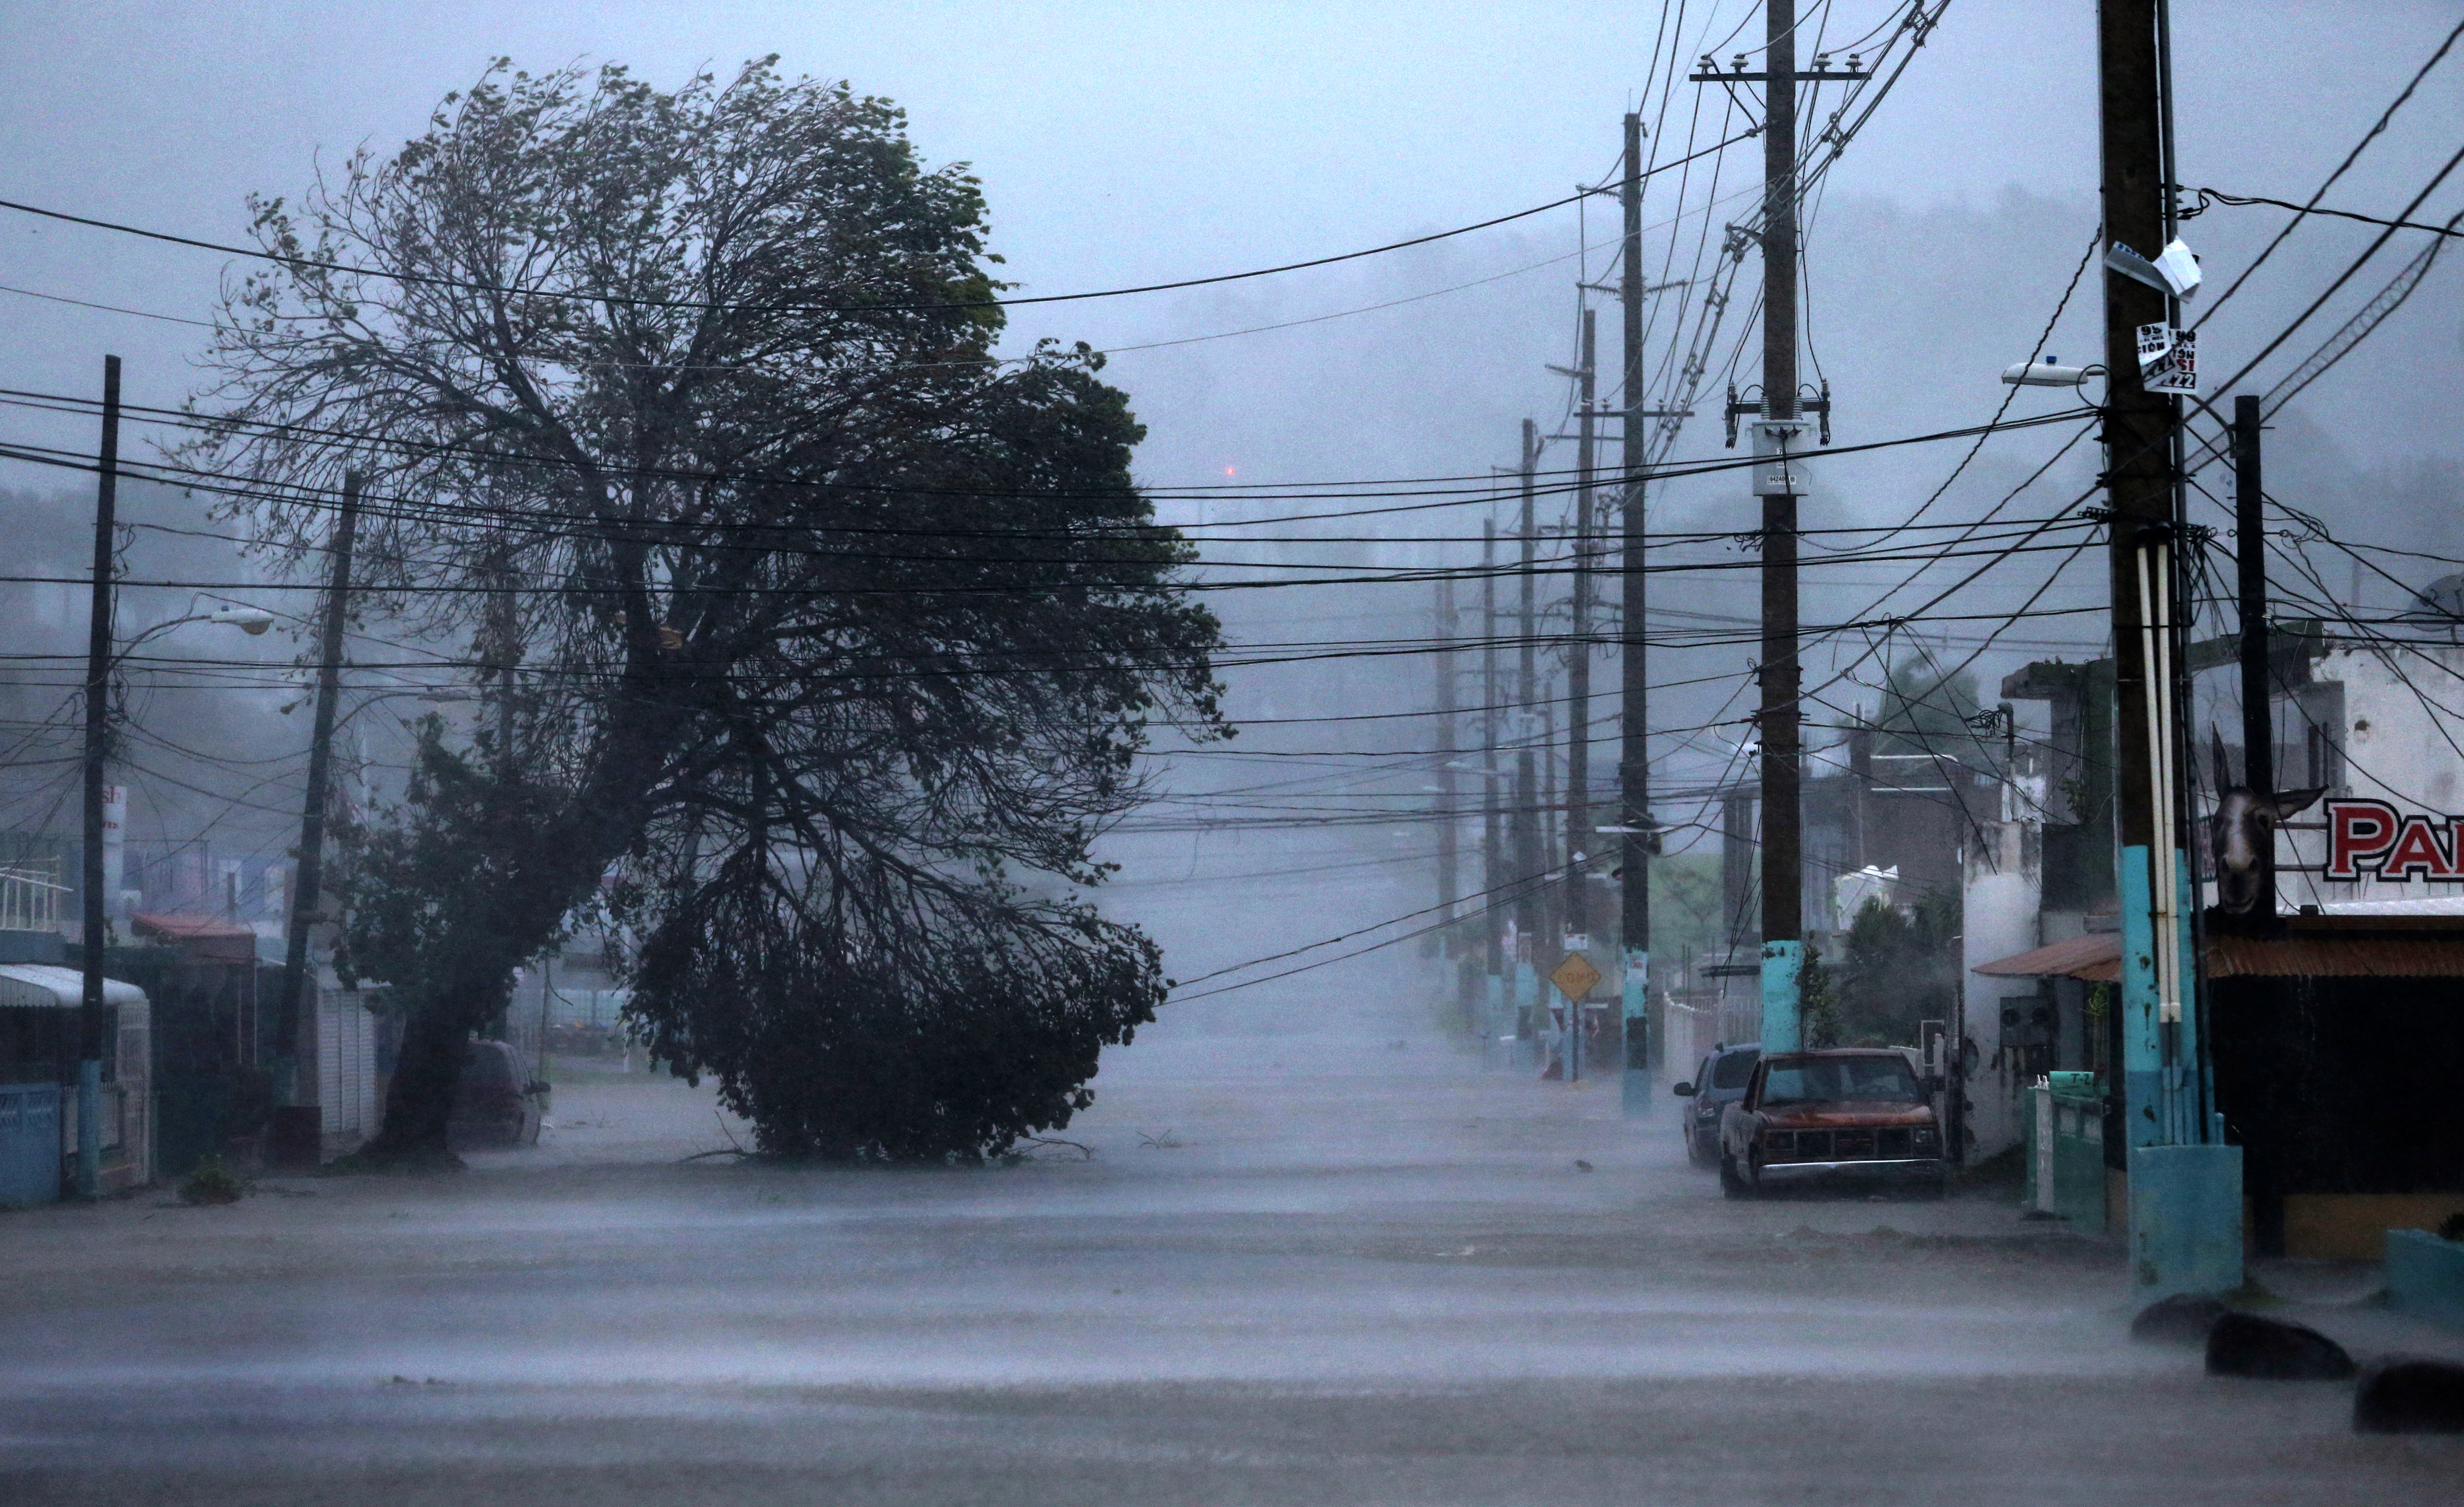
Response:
[[4, 3, 2464, 1503]]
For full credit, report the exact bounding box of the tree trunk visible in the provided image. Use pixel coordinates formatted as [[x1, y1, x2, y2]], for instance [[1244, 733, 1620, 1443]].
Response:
[[358, 989, 472, 1167]]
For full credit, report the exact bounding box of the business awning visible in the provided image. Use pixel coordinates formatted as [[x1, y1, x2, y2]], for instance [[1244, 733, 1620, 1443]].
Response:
[[1974, 918, 2464, 982], [131, 912, 261, 963], [1971, 932, 2121, 984], [0, 963, 147, 1010]]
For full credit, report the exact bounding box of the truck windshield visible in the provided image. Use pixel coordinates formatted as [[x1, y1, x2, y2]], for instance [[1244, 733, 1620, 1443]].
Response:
[[1759, 1057, 1921, 1107]]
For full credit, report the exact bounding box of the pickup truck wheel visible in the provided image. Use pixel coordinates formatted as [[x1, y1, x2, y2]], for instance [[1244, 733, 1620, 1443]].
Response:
[[1719, 1152, 1752, 1198]]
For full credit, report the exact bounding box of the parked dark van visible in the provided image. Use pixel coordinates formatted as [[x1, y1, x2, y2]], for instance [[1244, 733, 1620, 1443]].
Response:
[[1671, 1044, 1761, 1166]]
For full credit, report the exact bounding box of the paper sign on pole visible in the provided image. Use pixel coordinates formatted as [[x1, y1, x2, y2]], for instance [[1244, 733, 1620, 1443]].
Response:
[[2136, 323, 2197, 395]]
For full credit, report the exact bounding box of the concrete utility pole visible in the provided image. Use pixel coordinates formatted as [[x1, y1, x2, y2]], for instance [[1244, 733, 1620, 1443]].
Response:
[[1514, 420, 1542, 1060], [273, 469, 362, 1169], [1617, 110, 1654, 1114], [76, 354, 122, 1200], [2098, 0, 2240, 1298]]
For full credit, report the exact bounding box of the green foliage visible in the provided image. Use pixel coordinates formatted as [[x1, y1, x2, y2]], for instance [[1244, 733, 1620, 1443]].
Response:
[[204, 58, 1224, 1158], [627, 857, 1161, 1162], [1645, 853, 1730, 962], [339, 717, 561, 1025], [1801, 944, 1841, 1050], [177, 1156, 249, 1206], [1831, 891, 1962, 1046]]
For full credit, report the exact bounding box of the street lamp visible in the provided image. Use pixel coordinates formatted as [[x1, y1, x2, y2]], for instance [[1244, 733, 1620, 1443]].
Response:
[[2000, 355, 2099, 389], [77, 600, 280, 1199]]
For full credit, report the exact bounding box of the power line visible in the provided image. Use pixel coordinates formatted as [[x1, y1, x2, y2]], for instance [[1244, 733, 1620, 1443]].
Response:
[[2190, 13, 2464, 330], [0, 137, 1766, 320]]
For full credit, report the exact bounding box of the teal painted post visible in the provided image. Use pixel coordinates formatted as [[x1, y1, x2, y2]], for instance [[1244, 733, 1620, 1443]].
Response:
[[1759, 940, 1802, 1053], [2117, 846, 2164, 1149], [1511, 961, 1528, 1062], [1620, 948, 1651, 1115], [75, 1059, 100, 1198], [2173, 855, 2201, 1144]]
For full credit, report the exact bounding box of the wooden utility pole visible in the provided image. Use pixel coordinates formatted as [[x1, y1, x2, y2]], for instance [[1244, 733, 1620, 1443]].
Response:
[[1435, 573, 1460, 943], [1752, 1, 1808, 1050], [1566, 312, 1599, 1077], [1514, 420, 1542, 1054], [1481, 517, 1505, 1034], [76, 354, 122, 1200], [1617, 110, 1654, 1111], [2232, 395, 2272, 916], [2099, 0, 2239, 1297], [273, 470, 362, 1169], [1687, 4, 1868, 1053]]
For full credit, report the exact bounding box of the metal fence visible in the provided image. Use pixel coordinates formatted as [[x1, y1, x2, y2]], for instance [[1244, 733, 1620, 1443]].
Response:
[[0, 863, 66, 934]]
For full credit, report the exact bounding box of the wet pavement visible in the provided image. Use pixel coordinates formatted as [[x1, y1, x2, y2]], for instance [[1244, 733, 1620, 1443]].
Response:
[[3, 1022, 2461, 1505]]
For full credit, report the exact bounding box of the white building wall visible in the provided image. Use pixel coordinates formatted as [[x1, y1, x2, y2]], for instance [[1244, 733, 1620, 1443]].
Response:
[[1962, 824, 2040, 1166], [2273, 640, 2464, 908]]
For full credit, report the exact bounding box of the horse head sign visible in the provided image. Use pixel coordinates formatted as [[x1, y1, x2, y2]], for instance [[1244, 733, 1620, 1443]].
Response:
[[2208, 732, 2325, 914]]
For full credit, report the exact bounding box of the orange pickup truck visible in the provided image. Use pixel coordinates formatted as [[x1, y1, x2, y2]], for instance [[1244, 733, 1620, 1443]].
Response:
[[1717, 1048, 1947, 1199]]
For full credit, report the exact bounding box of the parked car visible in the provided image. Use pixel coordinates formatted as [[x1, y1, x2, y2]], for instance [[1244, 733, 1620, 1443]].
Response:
[[1671, 1044, 1761, 1166], [448, 1039, 548, 1150], [1717, 1048, 1945, 1198]]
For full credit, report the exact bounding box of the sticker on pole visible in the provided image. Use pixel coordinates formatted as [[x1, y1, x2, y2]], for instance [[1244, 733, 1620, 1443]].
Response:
[[2136, 322, 2197, 395], [1551, 952, 1602, 1002]]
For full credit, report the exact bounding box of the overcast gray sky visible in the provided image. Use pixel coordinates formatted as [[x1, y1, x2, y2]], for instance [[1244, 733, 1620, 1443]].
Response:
[[3, 1, 2459, 1006]]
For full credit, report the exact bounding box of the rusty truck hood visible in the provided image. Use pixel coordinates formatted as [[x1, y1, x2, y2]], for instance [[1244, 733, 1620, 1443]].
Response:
[[1755, 1102, 1935, 1128]]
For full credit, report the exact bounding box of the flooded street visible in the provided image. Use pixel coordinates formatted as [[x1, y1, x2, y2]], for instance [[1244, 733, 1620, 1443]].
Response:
[[5, 1016, 2461, 1505]]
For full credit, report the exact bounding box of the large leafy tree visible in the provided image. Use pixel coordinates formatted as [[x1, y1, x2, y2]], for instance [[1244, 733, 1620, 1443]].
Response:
[[190, 59, 1223, 1162]]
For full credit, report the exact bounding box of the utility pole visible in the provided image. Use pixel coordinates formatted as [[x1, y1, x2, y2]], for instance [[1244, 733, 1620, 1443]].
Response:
[[1757, 0, 1806, 1056], [2233, 395, 2271, 914], [1618, 109, 1655, 1116], [1481, 517, 1506, 1045], [76, 354, 122, 1200], [2099, 0, 2239, 1298], [1689, 3, 1866, 1054], [274, 470, 362, 1169], [1555, 310, 1600, 1079], [1435, 573, 1460, 957], [1514, 420, 1542, 1063], [2232, 392, 2283, 1259]]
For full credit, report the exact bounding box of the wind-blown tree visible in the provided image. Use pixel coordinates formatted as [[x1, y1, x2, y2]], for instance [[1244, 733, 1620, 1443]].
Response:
[[188, 59, 1223, 1163]]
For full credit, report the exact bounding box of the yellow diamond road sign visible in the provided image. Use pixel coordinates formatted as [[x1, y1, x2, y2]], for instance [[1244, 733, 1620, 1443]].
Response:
[[1550, 952, 1602, 1002]]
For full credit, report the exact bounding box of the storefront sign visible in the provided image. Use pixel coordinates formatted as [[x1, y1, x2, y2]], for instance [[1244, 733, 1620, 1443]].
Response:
[[2325, 798, 2459, 881]]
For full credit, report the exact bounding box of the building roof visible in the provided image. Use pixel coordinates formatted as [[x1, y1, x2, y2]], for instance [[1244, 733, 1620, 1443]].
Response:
[[0, 963, 147, 1010], [2209, 917, 2464, 977], [130, 912, 260, 963], [1972, 932, 2120, 983]]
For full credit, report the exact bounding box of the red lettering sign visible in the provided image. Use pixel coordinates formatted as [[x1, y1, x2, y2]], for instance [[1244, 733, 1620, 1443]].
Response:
[[2383, 814, 2457, 879], [2326, 798, 2400, 880]]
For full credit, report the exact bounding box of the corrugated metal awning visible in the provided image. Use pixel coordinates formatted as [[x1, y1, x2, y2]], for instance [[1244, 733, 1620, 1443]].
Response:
[[2207, 931, 2464, 977], [1972, 932, 2121, 983], [0, 964, 147, 1010]]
